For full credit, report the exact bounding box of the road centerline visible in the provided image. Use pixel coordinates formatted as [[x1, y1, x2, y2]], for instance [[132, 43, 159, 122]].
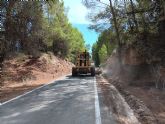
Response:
[[94, 77, 102, 124]]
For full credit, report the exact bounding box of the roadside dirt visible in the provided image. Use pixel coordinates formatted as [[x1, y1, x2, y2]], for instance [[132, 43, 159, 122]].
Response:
[[96, 75, 140, 124], [103, 50, 165, 124], [102, 65, 165, 124], [103, 75, 165, 124], [0, 52, 73, 103], [101, 75, 159, 124], [126, 86, 165, 124]]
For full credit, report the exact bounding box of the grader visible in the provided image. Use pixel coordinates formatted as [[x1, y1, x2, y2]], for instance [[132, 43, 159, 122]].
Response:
[[72, 51, 95, 76]]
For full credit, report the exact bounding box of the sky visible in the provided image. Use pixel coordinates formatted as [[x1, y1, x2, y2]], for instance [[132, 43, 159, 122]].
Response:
[[63, 0, 100, 48]]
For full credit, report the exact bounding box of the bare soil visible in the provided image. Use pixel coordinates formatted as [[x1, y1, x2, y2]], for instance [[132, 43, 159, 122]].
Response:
[[0, 52, 73, 103], [104, 75, 165, 124], [126, 86, 165, 124], [103, 53, 165, 124], [96, 75, 140, 124]]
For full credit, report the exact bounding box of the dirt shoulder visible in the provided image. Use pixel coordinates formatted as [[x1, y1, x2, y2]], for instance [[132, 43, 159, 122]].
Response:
[[96, 75, 140, 124], [102, 52, 165, 124], [0, 52, 73, 103], [125, 86, 165, 124], [103, 75, 165, 124]]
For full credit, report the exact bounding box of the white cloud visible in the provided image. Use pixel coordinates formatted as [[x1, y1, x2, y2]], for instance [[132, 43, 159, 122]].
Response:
[[68, 4, 90, 24], [63, 0, 111, 24], [63, 0, 91, 24]]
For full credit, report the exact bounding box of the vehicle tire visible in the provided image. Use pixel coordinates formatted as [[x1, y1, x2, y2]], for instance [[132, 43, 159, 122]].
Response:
[[72, 68, 77, 76], [91, 67, 95, 76]]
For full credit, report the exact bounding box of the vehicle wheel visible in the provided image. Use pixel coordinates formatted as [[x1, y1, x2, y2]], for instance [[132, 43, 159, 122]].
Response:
[[91, 67, 95, 76], [72, 68, 77, 76]]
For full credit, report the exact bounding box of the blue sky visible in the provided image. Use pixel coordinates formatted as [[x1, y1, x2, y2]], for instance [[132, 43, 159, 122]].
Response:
[[63, 0, 100, 48], [72, 24, 99, 47]]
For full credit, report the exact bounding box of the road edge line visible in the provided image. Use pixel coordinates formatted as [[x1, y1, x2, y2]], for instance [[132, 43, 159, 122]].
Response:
[[0, 74, 70, 106], [94, 77, 102, 124]]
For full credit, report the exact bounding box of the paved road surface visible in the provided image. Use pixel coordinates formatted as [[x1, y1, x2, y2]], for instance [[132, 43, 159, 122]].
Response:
[[0, 76, 102, 124], [0, 75, 140, 124]]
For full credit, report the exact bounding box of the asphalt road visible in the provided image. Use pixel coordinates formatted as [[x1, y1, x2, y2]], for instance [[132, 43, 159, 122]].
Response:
[[0, 75, 140, 124], [0, 76, 101, 124]]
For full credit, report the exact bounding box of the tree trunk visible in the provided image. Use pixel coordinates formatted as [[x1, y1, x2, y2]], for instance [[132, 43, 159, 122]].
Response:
[[108, 0, 123, 73], [138, 1, 147, 33], [108, 0, 121, 47], [124, 0, 133, 32], [4, 1, 16, 52], [130, 0, 138, 32]]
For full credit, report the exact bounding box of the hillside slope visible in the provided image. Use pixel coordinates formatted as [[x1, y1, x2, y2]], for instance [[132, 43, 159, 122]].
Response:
[[102, 48, 165, 124], [0, 52, 73, 103]]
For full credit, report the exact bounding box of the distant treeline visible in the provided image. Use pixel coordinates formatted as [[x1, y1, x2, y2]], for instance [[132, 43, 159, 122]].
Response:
[[83, 0, 165, 66], [0, 0, 86, 62]]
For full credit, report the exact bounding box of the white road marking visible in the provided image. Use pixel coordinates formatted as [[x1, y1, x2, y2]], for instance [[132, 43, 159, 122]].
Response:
[[94, 77, 102, 124], [0, 74, 70, 106]]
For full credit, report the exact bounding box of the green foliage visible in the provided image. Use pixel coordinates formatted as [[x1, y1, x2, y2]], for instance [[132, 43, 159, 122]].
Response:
[[84, 0, 163, 42], [42, 1, 86, 61], [98, 44, 108, 63], [92, 43, 100, 67], [52, 36, 69, 58], [97, 29, 117, 55], [67, 26, 86, 61], [85, 0, 164, 64], [92, 29, 116, 66], [1, 0, 86, 62]]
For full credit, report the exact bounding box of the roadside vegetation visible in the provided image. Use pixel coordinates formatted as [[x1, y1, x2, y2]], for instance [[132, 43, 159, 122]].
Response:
[[0, 0, 87, 101], [83, 0, 165, 87], [0, 0, 87, 83], [84, 0, 165, 66], [0, 0, 86, 62], [83, 0, 165, 123]]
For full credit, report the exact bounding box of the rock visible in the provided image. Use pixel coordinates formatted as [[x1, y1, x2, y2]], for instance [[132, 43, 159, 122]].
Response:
[[122, 47, 146, 65]]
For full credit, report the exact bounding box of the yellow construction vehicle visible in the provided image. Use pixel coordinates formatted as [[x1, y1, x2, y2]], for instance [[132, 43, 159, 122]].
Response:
[[72, 51, 95, 76]]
